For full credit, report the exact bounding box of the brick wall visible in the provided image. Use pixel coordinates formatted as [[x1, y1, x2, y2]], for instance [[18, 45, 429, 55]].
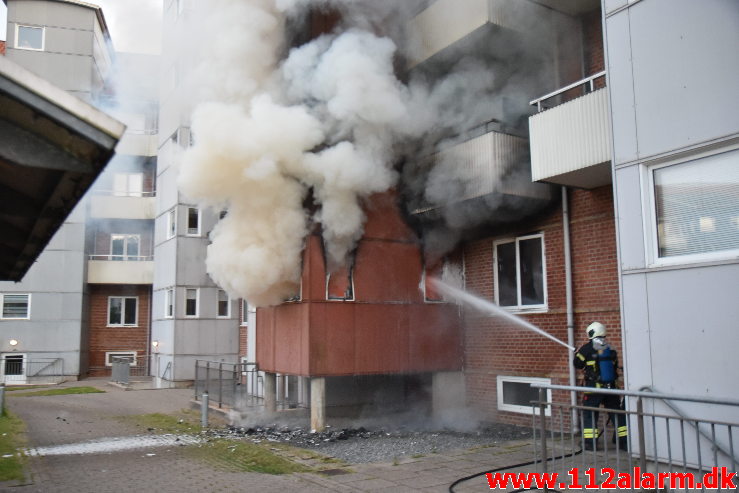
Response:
[[0, 41, 5, 56], [583, 8, 605, 88], [463, 185, 621, 427], [88, 285, 151, 377]]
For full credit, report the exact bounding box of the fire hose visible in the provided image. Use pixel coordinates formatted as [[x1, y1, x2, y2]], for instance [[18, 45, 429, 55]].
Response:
[[448, 446, 583, 492]]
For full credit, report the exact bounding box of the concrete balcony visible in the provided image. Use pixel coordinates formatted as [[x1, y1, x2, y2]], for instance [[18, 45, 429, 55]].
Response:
[[529, 74, 612, 189], [115, 132, 158, 157], [87, 256, 154, 284], [89, 193, 156, 220]]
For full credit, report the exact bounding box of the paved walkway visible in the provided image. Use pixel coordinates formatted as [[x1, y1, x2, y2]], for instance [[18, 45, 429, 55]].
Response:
[[0, 379, 538, 492]]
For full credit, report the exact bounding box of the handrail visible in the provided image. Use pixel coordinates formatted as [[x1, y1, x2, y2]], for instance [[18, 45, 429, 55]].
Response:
[[639, 385, 739, 464], [532, 383, 739, 407], [529, 70, 606, 111]]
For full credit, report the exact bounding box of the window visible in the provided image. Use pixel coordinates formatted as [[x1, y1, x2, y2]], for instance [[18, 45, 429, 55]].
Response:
[[16, 25, 44, 51], [494, 234, 546, 310], [165, 288, 174, 318], [1, 294, 30, 320], [108, 297, 138, 326], [650, 148, 739, 262], [241, 299, 249, 326], [326, 264, 354, 301], [166, 208, 176, 239], [217, 290, 230, 318], [110, 234, 140, 260], [185, 288, 198, 317], [113, 173, 143, 197], [187, 207, 200, 236], [105, 351, 137, 367], [497, 376, 551, 415]]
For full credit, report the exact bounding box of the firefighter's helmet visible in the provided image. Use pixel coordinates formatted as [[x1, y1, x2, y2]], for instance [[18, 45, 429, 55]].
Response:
[[586, 321, 607, 339]]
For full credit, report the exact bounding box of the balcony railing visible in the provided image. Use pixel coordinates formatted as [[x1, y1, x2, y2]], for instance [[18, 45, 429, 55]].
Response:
[[91, 189, 156, 197], [530, 71, 606, 112], [88, 254, 153, 261]]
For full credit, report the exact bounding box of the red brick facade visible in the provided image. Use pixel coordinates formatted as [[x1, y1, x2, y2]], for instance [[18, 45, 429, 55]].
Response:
[[463, 186, 621, 427], [88, 284, 151, 376]]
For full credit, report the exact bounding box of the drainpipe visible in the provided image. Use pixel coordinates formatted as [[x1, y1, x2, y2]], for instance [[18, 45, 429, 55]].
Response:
[[562, 186, 578, 431]]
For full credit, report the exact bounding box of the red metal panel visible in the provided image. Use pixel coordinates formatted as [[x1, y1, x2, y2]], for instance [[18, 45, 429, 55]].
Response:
[[354, 242, 423, 303], [408, 304, 463, 371], [362, 191, 417, 242], [302, 234, 325, 302], [353, 304, 410, 374], [272, 303, 308, 375], [309, 302, 357, 376]]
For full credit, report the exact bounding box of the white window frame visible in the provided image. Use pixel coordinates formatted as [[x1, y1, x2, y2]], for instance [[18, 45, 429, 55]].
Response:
[[186, 207, 201, 236], [164, 288, 174, 319], [497, 376, 551, 416], [184, 288, 199, 318], [107, 297, 138, 327], [217, 289, 230, 318], [166, 208, 177, 239], [15, 24, 45, 51], [110, 234, 141, 261], [112, 173, 143, 197], [643, 145, 739, 268], [493, 234, 548, 312], [105, 351, 137, 367], [0, 294, 31, 320]]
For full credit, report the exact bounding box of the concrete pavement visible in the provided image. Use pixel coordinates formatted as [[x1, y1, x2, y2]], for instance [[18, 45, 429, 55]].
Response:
[[0, 379, 537, 492]]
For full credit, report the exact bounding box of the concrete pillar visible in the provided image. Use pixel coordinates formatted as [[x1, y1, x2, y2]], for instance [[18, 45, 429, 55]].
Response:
[[299, 376, 310, 407], [310, 377, 326, 432], [287, 375, 298, 408], [432, 371, 466, 425], [264, 372, 277, 413]]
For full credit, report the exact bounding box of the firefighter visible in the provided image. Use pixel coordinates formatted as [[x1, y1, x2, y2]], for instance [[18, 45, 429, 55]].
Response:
[[574, 321, 628, 450]]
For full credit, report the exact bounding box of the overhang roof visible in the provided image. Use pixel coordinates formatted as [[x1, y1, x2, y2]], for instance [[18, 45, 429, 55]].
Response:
[[0, 56, 125, 281]]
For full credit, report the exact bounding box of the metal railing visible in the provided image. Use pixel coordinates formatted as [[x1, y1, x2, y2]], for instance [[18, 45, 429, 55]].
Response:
[[529, 71, 606, 112], [194, 360, 265, 410], [530, 384, 738, 489], [91, 190, 156, 197], [7, 358, 66, 384], [88, 254, 154, 261]]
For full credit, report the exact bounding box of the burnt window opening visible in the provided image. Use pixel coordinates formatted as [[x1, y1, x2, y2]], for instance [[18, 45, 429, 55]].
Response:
[[326, 263, 354, 301], [494, 234, 546, 310]]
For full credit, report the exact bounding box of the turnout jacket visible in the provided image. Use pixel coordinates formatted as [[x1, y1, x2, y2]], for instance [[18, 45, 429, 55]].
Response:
[[574, 340, 619, 389]]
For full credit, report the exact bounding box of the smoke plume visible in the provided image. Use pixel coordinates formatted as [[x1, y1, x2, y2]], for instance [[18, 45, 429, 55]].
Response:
[[178, 0, 564, 306]]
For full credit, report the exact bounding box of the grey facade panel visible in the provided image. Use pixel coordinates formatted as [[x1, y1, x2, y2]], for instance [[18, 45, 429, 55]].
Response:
[[6, 51, 93, 95], [614, 165, 646, 270], [628, 0, 739, 158], [604, 8, 639, 165]]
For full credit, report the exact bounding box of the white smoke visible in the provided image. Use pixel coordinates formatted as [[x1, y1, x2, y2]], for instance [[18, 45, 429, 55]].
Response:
[[178, 0, 411, 306]]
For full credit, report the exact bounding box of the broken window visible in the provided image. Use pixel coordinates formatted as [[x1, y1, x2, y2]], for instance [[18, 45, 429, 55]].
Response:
[[494, 234, 546, 310], [327, 263, 354, 301]]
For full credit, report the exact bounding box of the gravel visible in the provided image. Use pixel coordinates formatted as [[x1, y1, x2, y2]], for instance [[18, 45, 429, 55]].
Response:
[[210, 423, 533, 464]]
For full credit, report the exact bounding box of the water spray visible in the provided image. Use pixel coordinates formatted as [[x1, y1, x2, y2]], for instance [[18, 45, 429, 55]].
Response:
[[431, 278, 575, 352]]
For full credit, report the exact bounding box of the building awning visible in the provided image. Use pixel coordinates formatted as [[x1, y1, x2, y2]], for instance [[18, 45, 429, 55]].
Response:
[[0, 56, 125, 281]]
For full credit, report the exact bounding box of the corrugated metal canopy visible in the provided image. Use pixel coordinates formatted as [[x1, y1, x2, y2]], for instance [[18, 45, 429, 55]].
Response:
[[0, 56, 124, 281]]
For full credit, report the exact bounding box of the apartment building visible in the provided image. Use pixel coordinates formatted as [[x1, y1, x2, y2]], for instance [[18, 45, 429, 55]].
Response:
[[0, 0, 125, 381], [603, 0, 738, 438]]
